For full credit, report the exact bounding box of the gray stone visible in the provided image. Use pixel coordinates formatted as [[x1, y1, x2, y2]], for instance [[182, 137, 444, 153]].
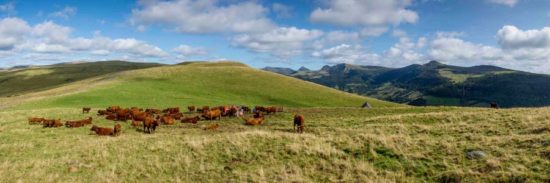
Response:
[[466, 150, 486, 159]]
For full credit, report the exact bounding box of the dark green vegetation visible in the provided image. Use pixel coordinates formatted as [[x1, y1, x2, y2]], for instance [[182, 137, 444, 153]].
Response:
[[264, 61, 550, 108], [0, 61, 161, 97], [6, 61, 393, 109]]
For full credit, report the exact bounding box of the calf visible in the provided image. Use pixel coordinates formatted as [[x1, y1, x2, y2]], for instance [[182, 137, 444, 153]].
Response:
[[82, 107, 91, 113], [293, 114, 305, 133], [244, 117, 264, 126], [187, 106, 196, 112], [90, 125, 115, 136], [181, 116, 200, 124]]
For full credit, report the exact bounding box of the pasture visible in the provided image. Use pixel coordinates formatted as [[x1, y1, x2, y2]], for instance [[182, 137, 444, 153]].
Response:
[[0, 106, 548, 182]]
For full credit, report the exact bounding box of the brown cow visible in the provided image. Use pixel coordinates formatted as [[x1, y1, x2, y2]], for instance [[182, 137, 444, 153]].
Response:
[[255, 106, 266, 112], [242, 106, 251, 113], [203, 124, 219, 130], [181, 116, 200, 124], [132, 112, 149, 122], [43, 119, 62, 128], [82, 107, 91, 113], [65, 121, 84, 128], [160, 115, 175, 125], [244, 116, 264, 126], [143, 117, 159, 134], [28, 117, 45, 125], [106, 114, 117, 121], [199, 106, 210, 113], [170, 112, 184, 120], [114, 124, 122, 136], [131, 120, 141, 128], [162, 107, 180, 114], [145, 108, 161, 114], [187, 106, 196, 112], [107, 106, 121, 113], [293, 114, 305, 133], [90, 125, 115, 136], [116, 109, 131, 121], [265, 106, 277, 115], [202, 109, 222, 120]]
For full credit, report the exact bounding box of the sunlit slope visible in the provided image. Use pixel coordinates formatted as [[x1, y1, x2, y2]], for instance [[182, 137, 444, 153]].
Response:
[[16, 62, 397, 109]]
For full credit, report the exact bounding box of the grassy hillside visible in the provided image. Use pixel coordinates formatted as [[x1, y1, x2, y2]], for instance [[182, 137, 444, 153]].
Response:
[[9, 61, 394, 109], [0, 61, 162, 97], [0, 107, 548, 182]]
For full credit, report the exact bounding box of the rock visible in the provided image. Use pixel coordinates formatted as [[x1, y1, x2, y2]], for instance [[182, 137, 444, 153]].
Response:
[[466, 150, 486, 159]]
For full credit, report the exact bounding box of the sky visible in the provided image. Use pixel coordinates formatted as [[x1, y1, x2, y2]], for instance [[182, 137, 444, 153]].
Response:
[[0, 0, 550, 73]]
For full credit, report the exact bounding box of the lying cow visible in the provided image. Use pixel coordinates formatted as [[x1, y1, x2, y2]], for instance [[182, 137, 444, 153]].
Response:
[[181, 116, 200, 124], [28, 117, 45, 125], [43, 119, 63, 128], [90, 125, 115, 136]]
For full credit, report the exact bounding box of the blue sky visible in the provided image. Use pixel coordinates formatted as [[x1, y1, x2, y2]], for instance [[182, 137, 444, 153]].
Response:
[[0, 0, 550, 73]]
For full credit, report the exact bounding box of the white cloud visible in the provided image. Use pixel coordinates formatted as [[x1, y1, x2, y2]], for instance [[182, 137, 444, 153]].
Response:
[[172, 44, 208, 58], [487, 0, 519, 7], [233, 27, 323, 58], [497, 25, 550, 49], [0, 17, 31, 50], [49, 6, 77, 19], [360, 27, 389, 37], [312, 44, 380, 64], [130, 0, 275, 33], [310, 0, 418, 26]]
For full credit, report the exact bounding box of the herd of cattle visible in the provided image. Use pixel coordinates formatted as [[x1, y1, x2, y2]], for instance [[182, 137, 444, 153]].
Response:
[[27, 105, 306, 136]]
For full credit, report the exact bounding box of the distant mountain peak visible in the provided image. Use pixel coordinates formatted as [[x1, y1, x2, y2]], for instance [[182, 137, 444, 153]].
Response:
[[425, 60, 443, 66], [298, 66, 310, 72]]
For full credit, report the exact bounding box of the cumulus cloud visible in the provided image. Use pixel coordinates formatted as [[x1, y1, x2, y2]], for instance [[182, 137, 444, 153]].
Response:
[[497, 25, 550, 49], [487, 0, 519, 7], [310, 0, 418, 26], [232, 27, 323, 58], [172, 45, 208, 58], [0, 17, 31, 50], [49, 6, 77, 19], [312, 44, 381, 65], [130, 0, 275, 33]]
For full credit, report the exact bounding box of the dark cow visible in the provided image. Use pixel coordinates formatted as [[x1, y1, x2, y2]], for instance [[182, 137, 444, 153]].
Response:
[[82, 107, 91, 113], [293, 114, 305, 133], [187, 106, 196, 112], [490, 102, 499, 109]]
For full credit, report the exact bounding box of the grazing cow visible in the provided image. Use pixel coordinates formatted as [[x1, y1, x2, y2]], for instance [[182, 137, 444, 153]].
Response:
[[203, 124, 219, 130], [43, 119, 63, 128], [90, 125, 115, 136], [82, 107, 91, 113], [28, 117, 45, 125], [265, 106, 277, 115], [293, 114, 305, 133], [244, 116, 264, 126], [131, 120, 141, 128], [181, 116, 200, 124], [202, 109, 222, 120], [143, 117, 159, 134], [187, 106, 196, 112], [490, 102, 499, 109], [114, 124, 122, 136], [160, 115, 176, 125]]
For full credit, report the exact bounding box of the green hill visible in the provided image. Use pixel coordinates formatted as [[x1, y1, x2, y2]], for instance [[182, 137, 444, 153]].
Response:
[[8, 61, 395, 109], [0, 61, 162, 97]]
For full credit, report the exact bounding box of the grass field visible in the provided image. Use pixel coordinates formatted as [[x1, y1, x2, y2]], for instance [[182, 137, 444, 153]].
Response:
[[0, 107, 548, 182], [0, 61, 548, 182]]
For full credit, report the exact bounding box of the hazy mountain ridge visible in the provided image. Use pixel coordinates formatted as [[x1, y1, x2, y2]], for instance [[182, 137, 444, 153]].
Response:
[[264, 61, 550, 107]]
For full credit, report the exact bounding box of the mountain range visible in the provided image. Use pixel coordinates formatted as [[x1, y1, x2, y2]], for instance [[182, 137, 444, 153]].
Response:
[[264, 61, 550, 108]]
